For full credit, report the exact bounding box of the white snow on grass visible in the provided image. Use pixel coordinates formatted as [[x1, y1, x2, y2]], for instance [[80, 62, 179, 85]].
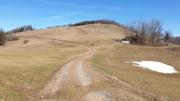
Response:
[[128, 61, 178, 74]]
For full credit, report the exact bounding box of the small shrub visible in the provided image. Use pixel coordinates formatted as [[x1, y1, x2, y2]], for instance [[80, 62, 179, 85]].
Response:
[[91, 43, 94, 46], [23, 40, 29, 44]]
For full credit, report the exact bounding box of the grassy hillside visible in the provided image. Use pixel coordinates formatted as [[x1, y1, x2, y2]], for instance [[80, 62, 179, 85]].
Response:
[[0, 45, 85, 101], [0, 23, 127, 101], [91, 44, 180, 100], [0, 23, 179, 101], [9, 24, 128, 46]]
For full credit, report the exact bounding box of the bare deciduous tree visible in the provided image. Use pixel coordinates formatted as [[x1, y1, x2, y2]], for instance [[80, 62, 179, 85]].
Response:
[[126, 20, 165, 45], [148, 20, 163, 45], [164, 31, 172, 43]]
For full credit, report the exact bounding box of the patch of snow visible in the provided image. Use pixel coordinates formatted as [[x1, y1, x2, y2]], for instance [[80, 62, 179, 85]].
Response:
[[129, 61, 178, 74], [121, 41, 130, 44]]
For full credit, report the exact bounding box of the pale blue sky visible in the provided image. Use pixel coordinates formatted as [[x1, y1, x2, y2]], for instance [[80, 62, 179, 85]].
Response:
[[0, 0, 179, 36]]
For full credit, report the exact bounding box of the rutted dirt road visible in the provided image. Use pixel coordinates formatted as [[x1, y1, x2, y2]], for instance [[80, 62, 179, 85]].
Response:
[[39, 48, 114, 101]]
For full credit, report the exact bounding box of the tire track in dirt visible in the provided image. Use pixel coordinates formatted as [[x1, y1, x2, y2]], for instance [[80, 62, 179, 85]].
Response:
[[39, 47, 114, 101], [84, 91, 114, 101], [39, 48, 96, 100]]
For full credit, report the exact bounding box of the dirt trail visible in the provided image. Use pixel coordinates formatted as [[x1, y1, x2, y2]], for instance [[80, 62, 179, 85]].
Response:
[[39, 48, 148, 101], [38, 46, 170, 101], [39, 48, 102, 99], [40, 48, 95, 96], [39, 47, 115, 101], [85, 91, 114, 101]]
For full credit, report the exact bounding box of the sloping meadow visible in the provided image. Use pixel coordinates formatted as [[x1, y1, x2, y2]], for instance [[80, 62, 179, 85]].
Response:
[[91, 44, 180, 100], [0, 45, 84, 101]]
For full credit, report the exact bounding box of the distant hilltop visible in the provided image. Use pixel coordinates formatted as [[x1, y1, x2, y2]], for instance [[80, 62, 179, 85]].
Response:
[[171, 37, 180, 45], [47, 19, 125, 29]]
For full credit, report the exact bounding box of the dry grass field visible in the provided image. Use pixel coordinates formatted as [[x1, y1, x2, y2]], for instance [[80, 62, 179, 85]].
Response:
[[0, 24, 127, 101], [91, 44, 180, 100], [0, 45, 84, 101], [0, 23, 179, 101]]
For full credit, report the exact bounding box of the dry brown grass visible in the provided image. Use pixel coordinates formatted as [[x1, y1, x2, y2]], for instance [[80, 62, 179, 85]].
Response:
[[0, 24, 127, 101], [91, 44, 180, 100], [0, 45, 84, 101], [10, 24, 126, 47], [1, 23, 179, 101]]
